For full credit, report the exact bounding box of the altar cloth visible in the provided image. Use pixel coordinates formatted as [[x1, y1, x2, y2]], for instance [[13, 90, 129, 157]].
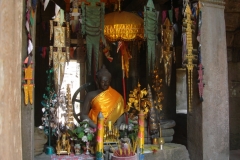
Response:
[[51, 154, 94, 160], [143, 143, 190, 160]]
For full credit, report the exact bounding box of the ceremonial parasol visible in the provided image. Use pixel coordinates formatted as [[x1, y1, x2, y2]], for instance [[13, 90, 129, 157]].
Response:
[[104, 11, 144, 41], [104, 3, 144, 123]]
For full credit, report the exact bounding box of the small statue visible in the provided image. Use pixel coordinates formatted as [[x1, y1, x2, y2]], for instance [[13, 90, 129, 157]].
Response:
[[55, 132, 71, 155], [160, 18, 175, 86]]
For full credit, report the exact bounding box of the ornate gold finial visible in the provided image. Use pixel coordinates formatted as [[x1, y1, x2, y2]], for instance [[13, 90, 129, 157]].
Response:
[[182, 4, 198, 112], [65, 84, 74, 130]]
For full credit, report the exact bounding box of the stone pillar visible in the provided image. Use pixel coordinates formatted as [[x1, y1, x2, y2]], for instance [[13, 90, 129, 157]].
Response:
[[200, 0, 229, 159], [21, 4, 36, 160], [0, 1, 23, 160]]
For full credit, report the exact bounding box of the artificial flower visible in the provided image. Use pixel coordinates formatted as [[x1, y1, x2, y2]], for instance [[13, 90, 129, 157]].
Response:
[[82, 135, 88, 142]]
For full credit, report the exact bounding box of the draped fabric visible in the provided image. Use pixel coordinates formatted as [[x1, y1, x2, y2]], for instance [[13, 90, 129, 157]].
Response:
[[49, 11, 69, 92], [51, 48, 67, 91], [82, 1, 105, 75], [144, 0, 158, 74], [88, 87, 124, 124]]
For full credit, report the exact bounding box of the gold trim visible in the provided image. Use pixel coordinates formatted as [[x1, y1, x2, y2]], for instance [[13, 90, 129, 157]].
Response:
[[104, 24, 144, 41]]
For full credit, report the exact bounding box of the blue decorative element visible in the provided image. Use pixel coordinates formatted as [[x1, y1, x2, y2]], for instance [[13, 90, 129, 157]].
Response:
[[139, 154, 145, 160], [32, 0, 38, 10], [45, 146, 55, 155]]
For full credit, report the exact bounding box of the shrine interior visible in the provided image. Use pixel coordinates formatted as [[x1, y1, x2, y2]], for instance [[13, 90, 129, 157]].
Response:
[[25, 0, 240, 159]]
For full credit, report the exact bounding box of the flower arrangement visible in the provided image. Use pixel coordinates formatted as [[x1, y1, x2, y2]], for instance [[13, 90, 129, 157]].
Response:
[[68, 119, 96, 145]]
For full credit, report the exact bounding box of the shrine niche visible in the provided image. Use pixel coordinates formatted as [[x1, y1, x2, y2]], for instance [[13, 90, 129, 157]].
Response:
[[32, 0, 207, 159]]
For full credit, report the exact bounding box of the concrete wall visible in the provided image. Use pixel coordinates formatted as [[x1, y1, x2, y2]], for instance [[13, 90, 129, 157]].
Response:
[[0, 1, 23, 160]]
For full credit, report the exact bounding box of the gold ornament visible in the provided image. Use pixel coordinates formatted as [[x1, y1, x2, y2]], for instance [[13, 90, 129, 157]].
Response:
[[65, 84, 74, 130], [126, 82, 150, 119], [23, 64, 34, 105], [151, 66, 164, 112], [56, 133, 71, 155], [160, 18, 176, 86], [103, 121, 119, 143], [104, 10, 144, 41], [49, 10, 70, 92], [182, 4, 198, 112]]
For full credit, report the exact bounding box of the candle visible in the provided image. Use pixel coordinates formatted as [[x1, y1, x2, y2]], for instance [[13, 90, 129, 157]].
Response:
[[159, 124, 165, 150], [138, 110, 144, 154], [58, 66, 60, 86], [108, 121, 112, 131], [96, 112, 104, 160]]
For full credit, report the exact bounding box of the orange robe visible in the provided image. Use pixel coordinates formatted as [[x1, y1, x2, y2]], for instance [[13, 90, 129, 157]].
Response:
[[88, 87, 124, 124]]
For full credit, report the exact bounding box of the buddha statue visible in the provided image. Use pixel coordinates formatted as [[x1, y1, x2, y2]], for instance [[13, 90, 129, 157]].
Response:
[[78, 65, 125, 128]]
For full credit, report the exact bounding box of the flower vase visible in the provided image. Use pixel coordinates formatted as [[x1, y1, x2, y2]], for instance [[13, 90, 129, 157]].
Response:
[[74, 143, 81, 155]]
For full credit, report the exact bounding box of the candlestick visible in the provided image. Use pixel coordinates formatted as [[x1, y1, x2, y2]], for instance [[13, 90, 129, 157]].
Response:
[[58, 65, 60, 86], [138, 110, 144, 154], [159, 124, 165, 150], [108, 120, 112, 131], [96, 112, 104, 160]]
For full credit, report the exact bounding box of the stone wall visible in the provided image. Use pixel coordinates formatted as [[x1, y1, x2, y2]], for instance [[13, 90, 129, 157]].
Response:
[[0, 1, 23, 160], [201, 2, 229, 159], [225, 0, 240, 150], [21, 2, 36, 160], [187, 69, 203, 160], [228, 62, 240, 150]]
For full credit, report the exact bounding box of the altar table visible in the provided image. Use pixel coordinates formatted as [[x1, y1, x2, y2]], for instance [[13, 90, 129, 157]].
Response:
[[143, 143, 190, 160], [35, 143, 189, 160]]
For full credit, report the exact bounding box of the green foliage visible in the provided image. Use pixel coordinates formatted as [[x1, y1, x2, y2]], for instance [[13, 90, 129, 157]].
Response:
[[87, 133, 93, 141], [68, 120, 95, 145], [78, 132, 85, 139]]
